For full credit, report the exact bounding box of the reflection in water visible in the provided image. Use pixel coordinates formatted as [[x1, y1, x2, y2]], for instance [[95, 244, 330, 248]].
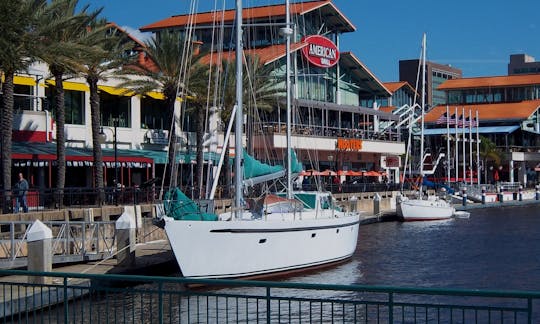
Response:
[[20, 205, 540, 322]]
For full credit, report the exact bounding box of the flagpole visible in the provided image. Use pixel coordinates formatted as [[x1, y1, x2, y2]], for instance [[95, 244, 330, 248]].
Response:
[[446, 105, 450, 183], [455, 106, 459, 183], [462, 107, 466, 184], [476, 109, 480, 185], [469, 108, 473, 185]]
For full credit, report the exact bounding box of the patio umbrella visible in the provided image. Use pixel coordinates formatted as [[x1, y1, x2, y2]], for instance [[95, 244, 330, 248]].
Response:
[[319, 170, 337, 176]]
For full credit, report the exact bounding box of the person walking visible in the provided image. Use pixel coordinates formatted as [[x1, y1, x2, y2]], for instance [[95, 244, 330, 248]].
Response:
[[14, 173, 29, 213]]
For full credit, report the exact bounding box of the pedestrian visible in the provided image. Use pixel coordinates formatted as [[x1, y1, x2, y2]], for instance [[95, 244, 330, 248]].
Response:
[[14, 173, 29, 213]]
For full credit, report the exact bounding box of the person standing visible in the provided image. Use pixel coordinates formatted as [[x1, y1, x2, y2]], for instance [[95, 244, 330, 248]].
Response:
[[14, 173, 29, 213]]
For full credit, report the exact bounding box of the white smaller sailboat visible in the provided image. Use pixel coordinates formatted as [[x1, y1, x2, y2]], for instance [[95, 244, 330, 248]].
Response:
[[397, 33, 455, 221]]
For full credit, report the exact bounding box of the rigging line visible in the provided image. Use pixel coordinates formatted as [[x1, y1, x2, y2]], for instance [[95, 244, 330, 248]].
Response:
[[174, 0, 199, 186], [204, 0, 227, 199]]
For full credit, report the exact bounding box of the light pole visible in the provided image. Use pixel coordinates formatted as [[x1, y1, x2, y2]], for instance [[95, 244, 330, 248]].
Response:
[[99, 118, 119, 205], [113, 118, 118, 190]]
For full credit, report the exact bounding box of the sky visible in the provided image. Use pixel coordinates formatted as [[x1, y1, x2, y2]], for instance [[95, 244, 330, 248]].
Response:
[[83, 0, 540, 82]]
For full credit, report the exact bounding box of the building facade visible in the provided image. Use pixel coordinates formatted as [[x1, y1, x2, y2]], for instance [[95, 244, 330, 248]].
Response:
[[399, 59, 462, 108], [141, 0, 405, 183], [508, 54, 540, 75], [4, 1, 407, 199], [424, 74, 540, 186]]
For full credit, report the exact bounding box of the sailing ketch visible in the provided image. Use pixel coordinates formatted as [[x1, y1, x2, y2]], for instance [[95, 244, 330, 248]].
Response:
[[156, 0, 360, 279], [397, 33, 455, 221]]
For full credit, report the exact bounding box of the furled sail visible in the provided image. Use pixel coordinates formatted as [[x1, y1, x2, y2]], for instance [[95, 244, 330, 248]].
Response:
[[242, 149, 302, 187]]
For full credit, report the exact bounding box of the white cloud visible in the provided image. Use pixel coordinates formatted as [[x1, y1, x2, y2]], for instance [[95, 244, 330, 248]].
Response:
[[121, 25, 154, 43]]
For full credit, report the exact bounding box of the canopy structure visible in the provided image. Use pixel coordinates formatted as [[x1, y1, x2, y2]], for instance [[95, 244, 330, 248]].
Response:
[[419, 125, 520, 136], [12, 142, 153, 167]]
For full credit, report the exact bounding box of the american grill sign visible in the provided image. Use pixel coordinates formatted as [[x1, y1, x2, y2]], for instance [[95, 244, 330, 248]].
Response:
[[301, 35, 340, 68]]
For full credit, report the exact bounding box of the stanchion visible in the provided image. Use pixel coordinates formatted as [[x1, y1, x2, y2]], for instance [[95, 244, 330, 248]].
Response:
[[518, 185, 523, 202], [536, 184, 539, 201], [461, 187, 467, 206], [481, 186, 486, 205], [498, 186, 504, 203]]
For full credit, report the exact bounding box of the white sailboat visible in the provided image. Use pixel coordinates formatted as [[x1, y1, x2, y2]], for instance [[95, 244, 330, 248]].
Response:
[[397, 34, 455, 221], [156, 0, 360, 279]]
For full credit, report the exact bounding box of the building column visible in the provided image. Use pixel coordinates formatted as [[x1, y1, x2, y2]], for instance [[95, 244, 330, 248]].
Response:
[[509, 159, 514, 183]]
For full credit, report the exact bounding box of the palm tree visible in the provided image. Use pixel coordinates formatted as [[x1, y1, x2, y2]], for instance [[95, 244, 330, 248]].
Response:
[[0, 0, 46, 213], [36, 0, 101, 206], [75, 20, 132, 204], [478, 135, 503, 184], [214, 55, 284, 198], [119, 31, 208, 194]]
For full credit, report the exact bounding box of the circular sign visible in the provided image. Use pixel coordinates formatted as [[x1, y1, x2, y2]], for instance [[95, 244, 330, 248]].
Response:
[[301, 35, 340, 68]]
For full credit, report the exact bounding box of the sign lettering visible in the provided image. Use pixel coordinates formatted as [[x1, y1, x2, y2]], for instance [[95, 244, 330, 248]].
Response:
[[337, 138, 363, 151], [301, 35, 340, 68]]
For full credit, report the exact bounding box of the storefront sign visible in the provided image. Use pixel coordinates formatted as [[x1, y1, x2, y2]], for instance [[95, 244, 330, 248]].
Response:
[[384, 156, 400, 168], [337, 138, 363, 151], [301, 35, 339, 68], [145, 129, 169, 145]]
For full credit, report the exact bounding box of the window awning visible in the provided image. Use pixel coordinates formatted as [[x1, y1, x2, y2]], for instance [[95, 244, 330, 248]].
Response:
[[98, 85, 134, 96], [11, 142, 153, 167], [44, 80, 90, 92], [419, 125, 520, 136], [137, 149, 222, 164], [11, 142, 222, 166], [14, 76, 37, 86]]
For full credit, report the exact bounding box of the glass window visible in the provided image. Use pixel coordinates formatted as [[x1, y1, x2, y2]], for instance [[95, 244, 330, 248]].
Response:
[[100, 92, 131, 127], [46, 88, 85, 125], [141, 97, 170, 130]]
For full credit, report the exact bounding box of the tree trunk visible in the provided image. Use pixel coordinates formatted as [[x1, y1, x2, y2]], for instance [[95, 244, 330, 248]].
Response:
[[53, 72, 66, 208], [1, 72, 14, 213], [88, 76, 105, 205]]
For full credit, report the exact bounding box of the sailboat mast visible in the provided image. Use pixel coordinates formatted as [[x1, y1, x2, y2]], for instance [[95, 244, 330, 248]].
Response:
[[285, 0, 293, 199], [234, 0, 244, 218], [420, 33, 426, 180]]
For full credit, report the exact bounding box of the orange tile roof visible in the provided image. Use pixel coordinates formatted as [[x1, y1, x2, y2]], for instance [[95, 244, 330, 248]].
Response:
[[382, 81, 407, 93], [141, 1, 355, 31], [199, 42, 307, 66], [424, 100, 540, 123], [438, 74, 540, 90], [379, 106, 396, 113]]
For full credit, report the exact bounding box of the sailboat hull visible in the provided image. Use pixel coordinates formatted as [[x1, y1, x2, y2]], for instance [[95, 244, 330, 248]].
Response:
[[163, 214, 360, 279], [397, 197, 455, 221]]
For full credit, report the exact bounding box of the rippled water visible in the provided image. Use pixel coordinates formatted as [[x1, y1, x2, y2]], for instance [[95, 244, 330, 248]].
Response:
[[282, 204, 540, 291], [21, 205, 540, 322]]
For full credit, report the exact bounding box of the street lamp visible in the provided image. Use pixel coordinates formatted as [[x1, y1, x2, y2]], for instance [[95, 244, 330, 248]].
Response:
[[99, 118, 119, 205], [113, 118, 118, 190]]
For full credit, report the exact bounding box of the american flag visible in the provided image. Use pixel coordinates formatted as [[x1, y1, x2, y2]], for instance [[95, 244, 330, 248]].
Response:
[[470, 117, 478, 127], [436, 112, 448, 124], [457, 115, 465, 127], [447, 113, 457, 125]]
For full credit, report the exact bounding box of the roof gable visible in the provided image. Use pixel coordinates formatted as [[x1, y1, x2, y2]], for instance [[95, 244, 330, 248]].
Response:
[[141, 1, 355, 33]]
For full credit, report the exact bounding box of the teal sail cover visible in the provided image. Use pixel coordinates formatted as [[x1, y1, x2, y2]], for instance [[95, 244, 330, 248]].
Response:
[[164, 187, 218, 221], [242, 149, 303, 187], [289, 149, 303, 174], [243, 149, 284, 179]]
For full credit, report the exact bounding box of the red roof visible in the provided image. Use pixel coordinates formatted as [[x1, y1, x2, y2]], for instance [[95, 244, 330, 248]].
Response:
[[425, 100, 540, 123], [199, 42, 307, 65], [141, 1, 355, 32], [438, 74, 540, 90]]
